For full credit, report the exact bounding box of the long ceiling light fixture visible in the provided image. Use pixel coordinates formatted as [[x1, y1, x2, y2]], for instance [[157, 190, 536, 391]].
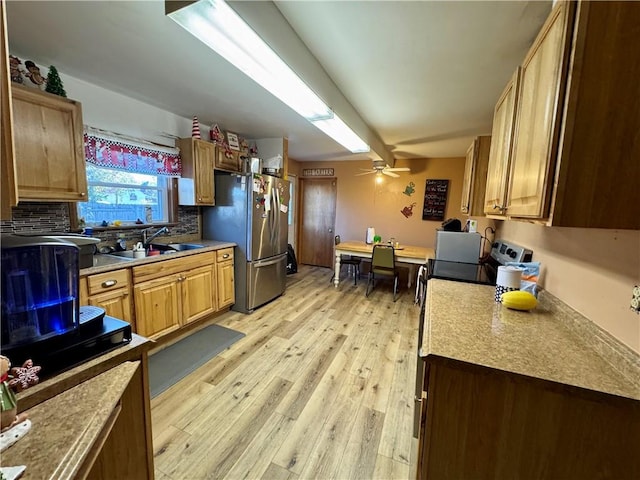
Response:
[[167, 0, 370, 153]]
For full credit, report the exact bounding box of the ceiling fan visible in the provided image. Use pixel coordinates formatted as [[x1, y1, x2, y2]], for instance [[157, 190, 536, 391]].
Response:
[[356, 161, 410, 178]]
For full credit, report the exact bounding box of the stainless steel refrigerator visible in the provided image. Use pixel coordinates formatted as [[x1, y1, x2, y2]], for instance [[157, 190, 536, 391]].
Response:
[[202, 172, 290, 313]]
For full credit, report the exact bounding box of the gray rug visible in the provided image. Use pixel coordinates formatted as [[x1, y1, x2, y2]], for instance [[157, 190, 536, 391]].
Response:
[[149, 324, 245, 398]]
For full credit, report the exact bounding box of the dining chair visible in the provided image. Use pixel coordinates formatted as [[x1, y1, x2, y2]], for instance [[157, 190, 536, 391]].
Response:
[[365, 244, 399, 301], [330, 235, 361, 285]]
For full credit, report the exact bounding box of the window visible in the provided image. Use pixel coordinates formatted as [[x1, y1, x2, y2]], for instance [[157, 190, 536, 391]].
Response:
[[78, 164, 170, 226]]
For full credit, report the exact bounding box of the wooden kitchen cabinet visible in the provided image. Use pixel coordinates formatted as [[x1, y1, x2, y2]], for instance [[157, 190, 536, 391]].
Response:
[[215, 147, 241, 172], [418, 358, 640, 479], [11, 83, 88, 202], [500, 1, 640, 228], [177, 137, 215, 205], [181, 264, 217, 325], [460, 135, 491, 216], [1, 0, 17, 220], [133, 251, 217, 340], [133, 273, 182, 339], [483, 68, 520, 216], [216, 247, 235, 309], [83, 269, 135, 330]]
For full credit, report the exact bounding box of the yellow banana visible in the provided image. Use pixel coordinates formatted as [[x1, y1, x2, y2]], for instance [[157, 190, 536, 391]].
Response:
[[501, 290, 538, 311]]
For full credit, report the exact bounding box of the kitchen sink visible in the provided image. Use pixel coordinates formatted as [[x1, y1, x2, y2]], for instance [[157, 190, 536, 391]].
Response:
[[150, 243, 205, 251]]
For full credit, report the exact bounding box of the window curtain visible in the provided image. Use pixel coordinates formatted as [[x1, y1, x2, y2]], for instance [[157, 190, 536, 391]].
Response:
[[84, 126, 182, 177]]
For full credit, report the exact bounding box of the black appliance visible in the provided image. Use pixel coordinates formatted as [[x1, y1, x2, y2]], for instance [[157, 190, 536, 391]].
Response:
[[413, 239, 533, 437], [1, 235, 131, 380]]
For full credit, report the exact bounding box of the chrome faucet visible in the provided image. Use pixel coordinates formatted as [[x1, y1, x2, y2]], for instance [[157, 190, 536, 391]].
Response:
[[142, 226, 169, 248]]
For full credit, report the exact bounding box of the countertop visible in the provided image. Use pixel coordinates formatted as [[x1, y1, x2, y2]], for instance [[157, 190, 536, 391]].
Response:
[[420, 279, 640, 401], [1, 362, 139, 480], [81, 239, 236, 275]]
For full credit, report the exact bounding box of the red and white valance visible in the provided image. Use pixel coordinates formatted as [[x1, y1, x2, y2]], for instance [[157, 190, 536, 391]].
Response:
[[84, 127, 182, 177]]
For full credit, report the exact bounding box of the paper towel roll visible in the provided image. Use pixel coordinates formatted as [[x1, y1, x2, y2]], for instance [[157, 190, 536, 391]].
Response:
[[497, 266, 522, 288], [495, 266, 522, 302]]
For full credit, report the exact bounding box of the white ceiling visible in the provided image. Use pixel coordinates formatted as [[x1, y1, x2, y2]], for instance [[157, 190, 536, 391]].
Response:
[[6, 0, 551, 162]]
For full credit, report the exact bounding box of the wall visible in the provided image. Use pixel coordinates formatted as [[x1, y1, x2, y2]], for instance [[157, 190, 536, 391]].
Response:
[[294, 157, 492, 250], [497, 222, 640, 353]]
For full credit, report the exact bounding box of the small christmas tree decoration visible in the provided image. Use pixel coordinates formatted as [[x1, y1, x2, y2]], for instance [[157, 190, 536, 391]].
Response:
[[45, 65, 67, 97], [191, 116, 201, 139]]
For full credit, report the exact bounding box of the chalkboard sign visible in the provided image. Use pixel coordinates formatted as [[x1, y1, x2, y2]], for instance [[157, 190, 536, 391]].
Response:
[[422, 179, 449, 221]]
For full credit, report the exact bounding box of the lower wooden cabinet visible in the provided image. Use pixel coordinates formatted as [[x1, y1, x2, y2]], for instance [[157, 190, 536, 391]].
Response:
[[80, 268, 134, 330], [132, 251, 218, 340], [216, 248, 235, 309], [417, 358, 640, 479], [133, 273, 182, 339], [181, 264, 217, 325], [81, 248, 235, 342]]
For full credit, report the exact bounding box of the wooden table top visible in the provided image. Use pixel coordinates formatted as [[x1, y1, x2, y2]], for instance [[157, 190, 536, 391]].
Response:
[[337, 241, 434, 264]]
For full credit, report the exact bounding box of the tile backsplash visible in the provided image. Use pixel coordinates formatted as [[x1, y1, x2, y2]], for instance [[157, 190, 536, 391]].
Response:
[[1, 202, 200, 247]]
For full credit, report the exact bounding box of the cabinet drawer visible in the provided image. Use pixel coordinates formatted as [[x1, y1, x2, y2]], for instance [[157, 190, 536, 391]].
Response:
[[216, 248, 234, 263], [87, 269, 130, 295], [133, 251, 215, 283]]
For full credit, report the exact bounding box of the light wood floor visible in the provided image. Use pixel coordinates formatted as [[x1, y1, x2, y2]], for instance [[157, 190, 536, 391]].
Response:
[[151, 265, 421, 480]]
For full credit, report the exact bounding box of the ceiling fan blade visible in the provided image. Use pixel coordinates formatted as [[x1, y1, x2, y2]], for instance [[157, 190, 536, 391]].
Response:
[[386, 167, 410, 172], [383, 170, 400, 178], [355, 171, 376, 176]]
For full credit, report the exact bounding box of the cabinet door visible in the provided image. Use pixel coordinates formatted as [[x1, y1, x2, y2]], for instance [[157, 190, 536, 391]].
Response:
[[11, 84, 87, 202], [215, 148, 240, 172], [181, 264, 216, 325], [484, 69, 520, 215], [216, 261, 235, 309], [194, 140, 215, 204], [134, 275, 181, 339], [506, 3, 572, 217], [460, 141, 475, 215], [1, 0, 17, 219], [88, 289, 134, 329]]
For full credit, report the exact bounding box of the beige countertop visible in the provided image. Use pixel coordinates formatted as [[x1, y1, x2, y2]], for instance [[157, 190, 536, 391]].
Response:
[[82, 239, 236, 275], [1, 362, 139, 480], [420, 279, 640, 401]]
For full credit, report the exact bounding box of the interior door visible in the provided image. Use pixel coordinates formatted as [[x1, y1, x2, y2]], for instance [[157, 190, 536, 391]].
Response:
[[298, 177, 336, 267]]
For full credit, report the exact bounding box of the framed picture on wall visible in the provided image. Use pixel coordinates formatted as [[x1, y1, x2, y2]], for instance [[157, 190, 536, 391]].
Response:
[[225, 131, 240, 151], [422, 179, 449, 221]]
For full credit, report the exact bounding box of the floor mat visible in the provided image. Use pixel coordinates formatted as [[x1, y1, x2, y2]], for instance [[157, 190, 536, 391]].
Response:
[[149, 324, 245, 398]]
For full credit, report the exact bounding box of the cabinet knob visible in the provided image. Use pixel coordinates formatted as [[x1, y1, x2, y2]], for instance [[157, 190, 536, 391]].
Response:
[[102, 280, 117, 288], [222, 254, 229, 259], [493, 204, 506, 211], [81, 192, 86, 197]]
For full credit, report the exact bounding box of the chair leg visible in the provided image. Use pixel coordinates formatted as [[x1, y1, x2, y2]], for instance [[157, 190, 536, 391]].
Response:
[[353, 264, 359, 285], [366, 272, 374, 297], [393, 275, 398, 302]]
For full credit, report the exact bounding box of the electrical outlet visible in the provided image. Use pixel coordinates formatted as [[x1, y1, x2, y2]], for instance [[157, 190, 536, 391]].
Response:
[[631, 285, 640, 314]]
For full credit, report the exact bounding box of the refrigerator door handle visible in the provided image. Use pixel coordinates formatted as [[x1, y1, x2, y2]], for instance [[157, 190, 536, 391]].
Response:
[[254, 254, 286, 268]]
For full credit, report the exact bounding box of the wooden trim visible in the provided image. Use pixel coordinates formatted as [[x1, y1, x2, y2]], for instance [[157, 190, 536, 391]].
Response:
[[1, 0, 18, 219]]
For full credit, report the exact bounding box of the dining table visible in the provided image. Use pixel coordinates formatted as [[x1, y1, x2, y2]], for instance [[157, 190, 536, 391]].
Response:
[[334, 240, 434, 289]]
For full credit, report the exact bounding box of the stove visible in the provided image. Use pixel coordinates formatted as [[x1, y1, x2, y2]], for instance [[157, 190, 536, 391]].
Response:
[[426, 239, 533, 286]]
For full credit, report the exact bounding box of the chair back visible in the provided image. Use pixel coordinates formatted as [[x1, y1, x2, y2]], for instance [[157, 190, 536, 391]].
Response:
[[371, 244, 395, 274]]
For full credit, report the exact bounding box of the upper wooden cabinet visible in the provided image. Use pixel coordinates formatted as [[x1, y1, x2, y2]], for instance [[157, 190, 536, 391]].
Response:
[[11, 83, 88, 202], [500, 1, 640, 229], [484, 68, 520, 216], [461, 135, 491, 217], [1, 0, 17, 219], [215, 147, 241, 172], [177, 137, 215, 206]]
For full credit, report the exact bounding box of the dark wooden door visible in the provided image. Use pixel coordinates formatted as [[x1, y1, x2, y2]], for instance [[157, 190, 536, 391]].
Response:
[[298, 177, 336, 267]]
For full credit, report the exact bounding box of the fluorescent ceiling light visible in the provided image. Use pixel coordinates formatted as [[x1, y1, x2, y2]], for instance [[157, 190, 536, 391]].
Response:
[[167, 0, 370, 153], [312, 113, 370, 153]]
